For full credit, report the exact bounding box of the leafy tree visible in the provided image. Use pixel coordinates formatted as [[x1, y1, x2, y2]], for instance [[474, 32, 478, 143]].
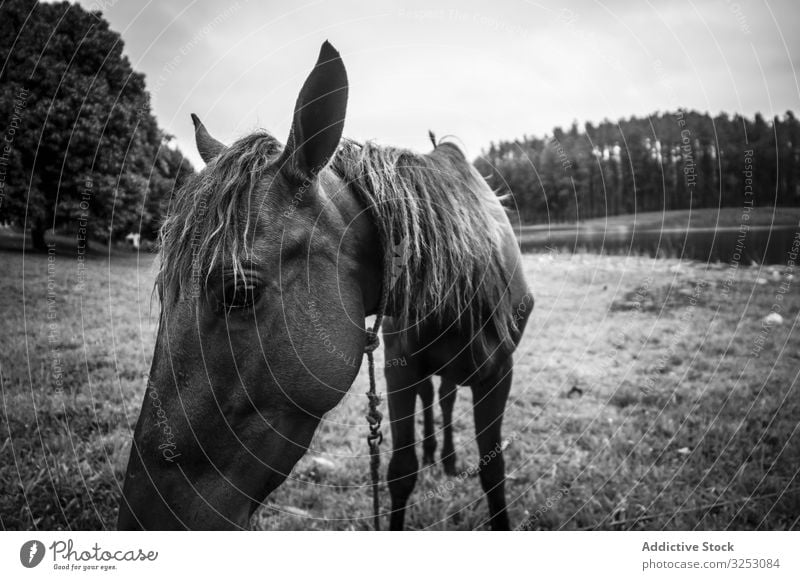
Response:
[[0, 0, 193, 250]]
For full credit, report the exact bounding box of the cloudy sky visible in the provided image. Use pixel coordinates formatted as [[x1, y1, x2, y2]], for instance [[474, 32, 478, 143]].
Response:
[[76, 0, 799, 169]]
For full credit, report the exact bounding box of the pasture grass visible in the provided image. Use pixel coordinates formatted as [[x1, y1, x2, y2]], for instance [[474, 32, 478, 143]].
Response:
[[1, 242, 798, 530]]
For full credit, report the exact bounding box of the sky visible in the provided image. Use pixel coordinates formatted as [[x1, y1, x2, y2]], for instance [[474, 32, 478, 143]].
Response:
[[72, 0, 800, 169]]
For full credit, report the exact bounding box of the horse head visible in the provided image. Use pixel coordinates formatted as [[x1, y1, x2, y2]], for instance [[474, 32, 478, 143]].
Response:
[[118, 42, 382, 529]]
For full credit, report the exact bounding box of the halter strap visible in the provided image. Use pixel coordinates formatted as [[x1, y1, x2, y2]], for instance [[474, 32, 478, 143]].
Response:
[[362, 211, 392, 532]]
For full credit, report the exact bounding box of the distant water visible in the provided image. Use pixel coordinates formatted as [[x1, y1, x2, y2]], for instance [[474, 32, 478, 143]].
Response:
[[518, 225, 800, 264]]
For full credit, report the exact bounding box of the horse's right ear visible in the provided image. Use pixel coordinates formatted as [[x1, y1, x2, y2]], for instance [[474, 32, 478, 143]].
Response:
[[281, 41, 348, 180]]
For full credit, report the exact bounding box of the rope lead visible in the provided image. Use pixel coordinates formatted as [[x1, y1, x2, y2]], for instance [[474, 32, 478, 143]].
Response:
[[365, 324, 384, 531], [363, 242, 391, 531]]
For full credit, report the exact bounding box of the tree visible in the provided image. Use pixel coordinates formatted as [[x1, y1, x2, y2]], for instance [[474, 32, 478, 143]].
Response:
[[0, 0, 193, 250]]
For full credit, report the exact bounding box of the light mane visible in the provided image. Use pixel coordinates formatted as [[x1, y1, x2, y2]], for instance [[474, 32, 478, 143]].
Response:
[[157, 131, 281, 308], [157, 132, 518, 353], [332, 139, 517, 353]]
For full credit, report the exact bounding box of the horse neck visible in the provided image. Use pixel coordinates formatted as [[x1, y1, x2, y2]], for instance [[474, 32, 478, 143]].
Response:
[[321, 168, 384, 316]]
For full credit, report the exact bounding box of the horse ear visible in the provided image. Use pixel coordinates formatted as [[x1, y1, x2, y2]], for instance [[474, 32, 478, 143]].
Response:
[[281, 41, 348, 179], [191, 114, 225, 163]]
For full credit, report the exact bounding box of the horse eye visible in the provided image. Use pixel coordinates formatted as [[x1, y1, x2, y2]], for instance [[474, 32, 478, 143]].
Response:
[[220, 281, 261, 311]]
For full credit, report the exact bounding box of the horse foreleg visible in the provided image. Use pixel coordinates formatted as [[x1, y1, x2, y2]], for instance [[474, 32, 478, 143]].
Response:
[[439, 378, 458, 475], [471, 363, 513, 530], [419, 378, 437, 465], [386, 364, 423, 531]]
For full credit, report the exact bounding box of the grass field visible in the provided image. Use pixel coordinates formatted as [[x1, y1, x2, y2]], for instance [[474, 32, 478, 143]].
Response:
[[2, 235, 799, 530]]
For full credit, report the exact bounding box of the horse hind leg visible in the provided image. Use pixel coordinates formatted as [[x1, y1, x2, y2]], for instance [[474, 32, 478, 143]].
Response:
[[419, 378, 437, 465], [470, 362, 513, 530], [439, 378, 458, 476]]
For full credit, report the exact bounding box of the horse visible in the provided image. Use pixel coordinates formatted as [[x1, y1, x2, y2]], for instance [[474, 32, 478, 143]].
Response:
[[117, 41, 533, 531]]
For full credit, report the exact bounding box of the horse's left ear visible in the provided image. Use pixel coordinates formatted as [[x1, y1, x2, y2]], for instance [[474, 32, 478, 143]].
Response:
[[281, 41, 348, 180], [191, 114, 226, 163]]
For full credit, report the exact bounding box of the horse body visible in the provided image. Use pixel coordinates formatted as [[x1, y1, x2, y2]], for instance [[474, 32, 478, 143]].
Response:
[[379, 169, 531, 530], [117, 42, 531, 531]]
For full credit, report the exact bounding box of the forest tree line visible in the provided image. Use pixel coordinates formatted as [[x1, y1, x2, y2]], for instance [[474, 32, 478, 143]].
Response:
[[474, 110, 800, 224]]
